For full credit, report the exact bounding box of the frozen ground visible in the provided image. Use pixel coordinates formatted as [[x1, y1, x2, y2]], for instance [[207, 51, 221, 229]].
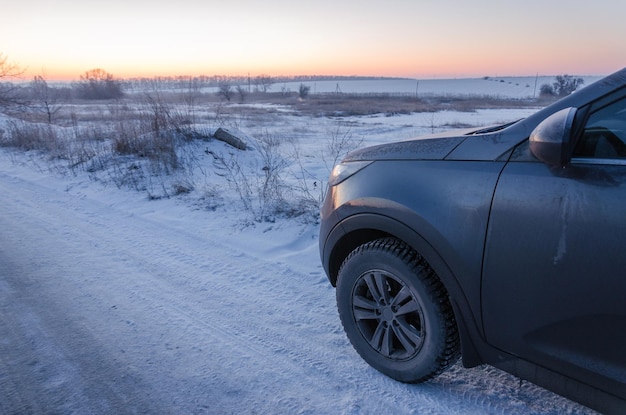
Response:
[[198, 76, 602, 99], [0, 105, 598, 414]]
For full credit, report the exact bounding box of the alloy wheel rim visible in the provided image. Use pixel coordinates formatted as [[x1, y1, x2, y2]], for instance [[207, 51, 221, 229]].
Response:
[[352, 269, 425, 360]]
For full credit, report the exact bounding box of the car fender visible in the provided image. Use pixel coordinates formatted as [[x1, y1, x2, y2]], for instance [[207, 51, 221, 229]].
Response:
[[322, 208, 487, 367]]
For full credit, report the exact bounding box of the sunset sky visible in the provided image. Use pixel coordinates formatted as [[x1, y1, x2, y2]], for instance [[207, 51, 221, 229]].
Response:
[[3, 0, 625, 81]]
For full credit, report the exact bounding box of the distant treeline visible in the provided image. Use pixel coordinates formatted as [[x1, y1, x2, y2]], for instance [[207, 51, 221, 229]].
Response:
[[121, 74, 414, 91]]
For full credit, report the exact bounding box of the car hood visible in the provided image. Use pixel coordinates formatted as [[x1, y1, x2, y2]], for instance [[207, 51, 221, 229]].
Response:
[[343, 128, 477, 162]]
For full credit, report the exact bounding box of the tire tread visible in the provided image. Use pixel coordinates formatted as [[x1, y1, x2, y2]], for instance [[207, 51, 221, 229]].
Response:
[[338, 237, 460, 382]]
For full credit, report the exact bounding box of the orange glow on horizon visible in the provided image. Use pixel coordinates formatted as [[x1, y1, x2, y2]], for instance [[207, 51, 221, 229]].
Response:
[[5, 1, 623, 83], [17, 50, 621, 83], [19, 51, 620, 83]]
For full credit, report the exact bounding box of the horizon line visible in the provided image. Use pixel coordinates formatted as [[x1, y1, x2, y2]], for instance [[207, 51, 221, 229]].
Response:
[[17, 72, 606, 84]]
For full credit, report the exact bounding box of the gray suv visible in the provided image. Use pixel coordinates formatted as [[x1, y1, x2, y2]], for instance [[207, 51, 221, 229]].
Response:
[[319, 68, 626, 414]]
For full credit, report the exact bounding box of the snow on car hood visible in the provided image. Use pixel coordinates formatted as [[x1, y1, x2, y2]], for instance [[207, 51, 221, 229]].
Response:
[[343, 132, 468, 162]]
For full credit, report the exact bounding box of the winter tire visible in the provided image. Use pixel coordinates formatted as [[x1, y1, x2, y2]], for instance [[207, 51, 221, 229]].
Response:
[[336, 237, 460, 383]]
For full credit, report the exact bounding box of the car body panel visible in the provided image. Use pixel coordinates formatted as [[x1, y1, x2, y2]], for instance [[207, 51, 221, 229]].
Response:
[[483, 150, 626, 400], [321, 160, 503, 304]]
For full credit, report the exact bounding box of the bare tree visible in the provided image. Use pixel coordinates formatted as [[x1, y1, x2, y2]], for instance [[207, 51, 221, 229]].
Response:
[[0, 53, 25, 108], [236, 85, 247, 103], [182, 76, 201, 123], [254, 75, 273, 93], [554, 74, 584, 97], [0, 53, 23, 79], [75, 68, 124, 100], [30, 74, 62, 123], [218, 82, 232, 101], [540, 74, 585, 98]]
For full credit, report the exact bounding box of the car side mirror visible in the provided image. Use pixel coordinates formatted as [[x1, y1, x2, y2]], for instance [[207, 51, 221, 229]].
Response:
[[529, 107, 577, 167]]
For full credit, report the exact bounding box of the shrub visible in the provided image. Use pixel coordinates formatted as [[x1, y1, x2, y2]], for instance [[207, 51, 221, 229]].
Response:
[[1, 120, 65, 155], [210, 133, 291, 222], [298, 84, 311, 99], [539, 83, 555, 97]]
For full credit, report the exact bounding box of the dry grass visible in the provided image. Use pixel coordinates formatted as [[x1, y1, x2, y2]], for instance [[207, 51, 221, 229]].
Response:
[[188, 90, 552, 118], [0, 85, 554, 222], [291, 93, 547, 117]]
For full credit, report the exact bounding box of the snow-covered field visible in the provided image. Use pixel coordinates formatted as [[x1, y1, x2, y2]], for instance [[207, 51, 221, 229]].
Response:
[[205, 76, 602, 99], [0, 80, 599, 414]]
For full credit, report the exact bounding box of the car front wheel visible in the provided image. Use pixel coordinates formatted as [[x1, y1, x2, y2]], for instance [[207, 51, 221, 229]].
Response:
[[336, 237, 459, 383]]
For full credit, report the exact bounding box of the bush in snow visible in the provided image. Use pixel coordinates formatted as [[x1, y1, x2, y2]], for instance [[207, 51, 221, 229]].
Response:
[[540, 74, 584, 98], [210, 133, 292, 222]]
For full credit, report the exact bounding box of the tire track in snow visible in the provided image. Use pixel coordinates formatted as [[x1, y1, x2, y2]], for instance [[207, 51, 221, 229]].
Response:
[[46, 196, 399, 413], [0, 171, 404, 414]]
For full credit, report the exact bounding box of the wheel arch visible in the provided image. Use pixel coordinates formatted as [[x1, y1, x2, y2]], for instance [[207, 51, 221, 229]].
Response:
[[323, 212, 486, 367]]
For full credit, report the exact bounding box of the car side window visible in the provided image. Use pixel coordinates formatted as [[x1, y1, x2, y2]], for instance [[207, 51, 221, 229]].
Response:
[[573, 97, 626, 160]]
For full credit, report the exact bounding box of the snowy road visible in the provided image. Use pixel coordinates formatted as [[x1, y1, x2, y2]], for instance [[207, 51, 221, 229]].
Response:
[[0, 161, 595, 414]]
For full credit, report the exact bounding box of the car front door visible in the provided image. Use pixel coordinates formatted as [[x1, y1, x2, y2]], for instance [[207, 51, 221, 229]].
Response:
[[481, 93, 626, 397]]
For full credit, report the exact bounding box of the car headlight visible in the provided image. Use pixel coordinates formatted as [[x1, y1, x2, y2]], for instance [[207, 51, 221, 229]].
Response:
[[328, 161, 373, 186]]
